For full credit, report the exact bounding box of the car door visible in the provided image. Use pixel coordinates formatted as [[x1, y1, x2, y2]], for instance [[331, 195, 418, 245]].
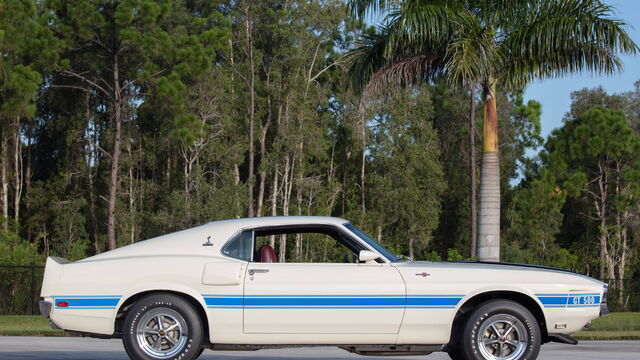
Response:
[[242, 225, 406, 335]]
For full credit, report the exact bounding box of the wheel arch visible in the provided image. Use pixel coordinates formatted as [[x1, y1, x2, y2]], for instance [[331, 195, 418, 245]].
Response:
[[115, 289, 210, 343], [449, 290, 548, 345]]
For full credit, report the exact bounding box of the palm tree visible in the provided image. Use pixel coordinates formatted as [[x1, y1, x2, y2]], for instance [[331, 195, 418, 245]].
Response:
[[344, 0, 637, 261]]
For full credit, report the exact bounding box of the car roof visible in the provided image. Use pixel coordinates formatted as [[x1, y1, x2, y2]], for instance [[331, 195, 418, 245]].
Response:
[[79, 216, 351, 263], [206, 216, 349, 229]]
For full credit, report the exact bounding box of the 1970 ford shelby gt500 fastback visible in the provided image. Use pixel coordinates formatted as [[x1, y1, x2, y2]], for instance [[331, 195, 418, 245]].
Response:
[[40, 216, 607, 360]]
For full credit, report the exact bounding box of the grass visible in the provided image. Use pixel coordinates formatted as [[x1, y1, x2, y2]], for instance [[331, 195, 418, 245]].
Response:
[[574, 312, 640, 340], [0, 315, 65, 336], [0, 313, 638, 339]]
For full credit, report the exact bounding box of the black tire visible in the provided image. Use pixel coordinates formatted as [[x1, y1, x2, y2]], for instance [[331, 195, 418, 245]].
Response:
[[447, 312, 469, 360], [447, 346, 466, 360], [460, 300, 541, 360], [123, 293, 204, 360]]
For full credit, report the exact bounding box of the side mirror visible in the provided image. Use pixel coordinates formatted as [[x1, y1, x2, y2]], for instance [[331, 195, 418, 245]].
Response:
[[359, 250, 380, 263]]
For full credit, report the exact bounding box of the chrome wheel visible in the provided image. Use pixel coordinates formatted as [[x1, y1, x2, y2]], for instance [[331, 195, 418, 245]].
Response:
[[477, 314, 527, 360], [136, 308, 188, 359]]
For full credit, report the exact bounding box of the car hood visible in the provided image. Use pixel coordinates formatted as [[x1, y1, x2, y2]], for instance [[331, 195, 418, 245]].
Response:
[[393, 260, 605, 286]]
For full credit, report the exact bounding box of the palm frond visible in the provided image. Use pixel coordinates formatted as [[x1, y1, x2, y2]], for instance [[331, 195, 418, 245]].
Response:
[[499, 0, 638, 86], [348, 0, 399, 20], [344, 2, 459, 95], [342, 25, 393, 93], [383, 3, 458, 57], [445, 10, 499, 86], [359, 53, 444, 109]]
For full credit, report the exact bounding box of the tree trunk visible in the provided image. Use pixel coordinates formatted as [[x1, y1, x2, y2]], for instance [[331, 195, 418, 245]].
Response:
[[245, 5, 256, 218], [618, 224, 628, 306], [477, 83, 500, 261], [469, 85, 478, 258], [86, 110, 100, 253], [295, 181, 303, 260], [279, 156, 291, 262], [88, 168, 99, 252], [596, 161, 609, 280], [269, 164, 278, 248], [25, 119, 33, 239], [233, 163, 241, 218], [0, 131, 8, 231], [128, 142, 135, 244], [256, 71, 273, 217], [13, 117, 22, 225], [106, 56, 123, 251], [408, 237, 414, 260]]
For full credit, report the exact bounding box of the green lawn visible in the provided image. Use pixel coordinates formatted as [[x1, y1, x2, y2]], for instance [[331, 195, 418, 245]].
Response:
[[574, 312, 640, 340], [0, 315, 65, 336], [0, 312, 638, 339]]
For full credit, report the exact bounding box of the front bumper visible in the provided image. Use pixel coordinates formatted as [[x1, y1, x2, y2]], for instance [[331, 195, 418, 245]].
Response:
[[600, 301, 609, 317], [600, 284, 609, 317]]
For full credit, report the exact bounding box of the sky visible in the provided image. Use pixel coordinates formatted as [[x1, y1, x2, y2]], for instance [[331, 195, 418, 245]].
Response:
[[523, 0, 640, 141]]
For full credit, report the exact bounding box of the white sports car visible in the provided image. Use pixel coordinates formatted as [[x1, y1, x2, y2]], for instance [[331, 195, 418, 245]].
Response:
[[39, 216, 607, 360]]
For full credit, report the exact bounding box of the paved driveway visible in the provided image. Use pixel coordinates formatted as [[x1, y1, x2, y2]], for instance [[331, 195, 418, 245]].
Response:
[[0, 337, 639, 360]]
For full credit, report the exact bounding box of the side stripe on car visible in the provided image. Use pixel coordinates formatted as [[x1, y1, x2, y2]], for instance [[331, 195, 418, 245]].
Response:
[[535, 293, 601, 308], [53, 295, 122, 309], [202, 294, 465, 309]]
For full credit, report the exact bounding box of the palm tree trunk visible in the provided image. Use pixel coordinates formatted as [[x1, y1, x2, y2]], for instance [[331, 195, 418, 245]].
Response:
[[477, 84, 500, 261]]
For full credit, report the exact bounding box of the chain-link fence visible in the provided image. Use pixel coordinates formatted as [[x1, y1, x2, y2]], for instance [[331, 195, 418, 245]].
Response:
[[0, 264, 638, 315], [0, 265, 44, 315]]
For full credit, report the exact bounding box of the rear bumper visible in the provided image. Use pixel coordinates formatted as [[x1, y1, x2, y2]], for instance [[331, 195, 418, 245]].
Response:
[[39, 301, 52, 319]]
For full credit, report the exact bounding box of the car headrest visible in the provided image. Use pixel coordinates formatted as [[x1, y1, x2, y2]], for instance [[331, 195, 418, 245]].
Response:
[[257, 244, 277, 263]]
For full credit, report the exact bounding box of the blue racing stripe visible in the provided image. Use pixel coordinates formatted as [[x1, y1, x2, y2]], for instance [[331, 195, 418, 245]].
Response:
[[203, 295, 464, 309], [204, 296, 243, 307], [406, 296, 463, 307], [53, 296, 121, 309], [536, 294, 601, 308]]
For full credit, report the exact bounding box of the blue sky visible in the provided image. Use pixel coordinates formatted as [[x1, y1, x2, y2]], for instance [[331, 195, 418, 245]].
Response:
[[523, 0, 640, 142]]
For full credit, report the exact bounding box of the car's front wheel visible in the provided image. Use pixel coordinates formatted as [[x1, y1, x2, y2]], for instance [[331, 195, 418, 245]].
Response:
[[123, 293, 204, 360], [459, 300, 541, 360]]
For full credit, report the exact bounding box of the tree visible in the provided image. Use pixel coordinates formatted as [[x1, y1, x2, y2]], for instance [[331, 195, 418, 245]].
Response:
[[0, 0, 56, 231], [365, 87, 445, 259], [503, 169, 577, 269], [344, 0, 637, 260], [546, 107, 640, 283], [45, 0, 223, 250]]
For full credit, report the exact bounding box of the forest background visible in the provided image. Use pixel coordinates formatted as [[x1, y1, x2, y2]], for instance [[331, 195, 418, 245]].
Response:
[[1, 0, 639, 313]]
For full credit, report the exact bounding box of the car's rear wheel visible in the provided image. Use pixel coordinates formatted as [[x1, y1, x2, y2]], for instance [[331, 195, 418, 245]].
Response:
[[123, 294, 204, 360], [459, 300, 541, 360]]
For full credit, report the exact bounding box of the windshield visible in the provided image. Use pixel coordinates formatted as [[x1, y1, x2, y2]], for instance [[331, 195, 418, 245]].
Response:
[[344, 223, 399, 263]]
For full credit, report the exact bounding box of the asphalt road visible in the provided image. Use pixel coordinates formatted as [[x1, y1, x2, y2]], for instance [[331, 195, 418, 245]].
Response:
[[0, 337, 639, 360]]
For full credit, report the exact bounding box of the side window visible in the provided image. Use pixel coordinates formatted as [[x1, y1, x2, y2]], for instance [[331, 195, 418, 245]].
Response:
[[221, 231, 254, 261], [252, 226, 362, 264]]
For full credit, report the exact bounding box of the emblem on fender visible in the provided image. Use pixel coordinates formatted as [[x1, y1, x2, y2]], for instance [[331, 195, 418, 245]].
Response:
[[415, 272, 430, 277], [202, 236, 213, 246]]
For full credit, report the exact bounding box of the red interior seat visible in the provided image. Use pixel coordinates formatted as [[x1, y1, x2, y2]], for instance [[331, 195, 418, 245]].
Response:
[[257, 244, 277, 263]]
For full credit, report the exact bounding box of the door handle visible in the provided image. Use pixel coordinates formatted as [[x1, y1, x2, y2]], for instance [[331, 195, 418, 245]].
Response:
[[249, 269, 269, 275]]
